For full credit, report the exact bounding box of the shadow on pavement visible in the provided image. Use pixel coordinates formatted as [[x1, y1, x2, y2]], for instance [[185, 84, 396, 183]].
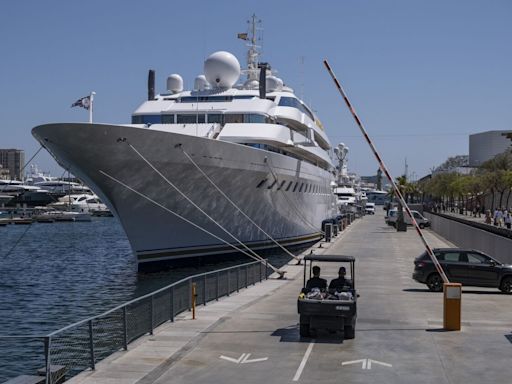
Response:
[[271, 324, 344, 344], [402, 288, 506, 295]]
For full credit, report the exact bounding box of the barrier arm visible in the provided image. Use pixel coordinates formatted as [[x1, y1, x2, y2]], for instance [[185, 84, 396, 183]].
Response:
[[323, 59, 449, 284]]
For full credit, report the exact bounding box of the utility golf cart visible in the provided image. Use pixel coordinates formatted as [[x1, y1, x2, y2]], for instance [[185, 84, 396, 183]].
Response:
[[298, 254, 357, 339]]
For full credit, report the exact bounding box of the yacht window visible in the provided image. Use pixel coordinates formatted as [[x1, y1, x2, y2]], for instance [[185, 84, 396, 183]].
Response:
[[132, 115, 161, 124], [224, 114, 244, 124], [207, 114, 223, 124], [266, 96, 275, 101], [78, 197, 86, 201], [244, 114, 266, 124], [179, 95, 233, 103], [234, 95, 255, 100], [277, 180, 286, 190], [293, 182, 299, 192], [162, 115, 175, 124], [278, 97, 314, 121], [177, 114, 205, 124], [285, 181, 293, 191], [267, 180, 277, 189], [299, 183, 304, 193], [256, 179, 267, 188]]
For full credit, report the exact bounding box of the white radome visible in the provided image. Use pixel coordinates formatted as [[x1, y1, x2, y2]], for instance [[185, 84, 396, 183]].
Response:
[[194, 75, 210, 91], [167, 74, 184, 93], [243, 79, 259, 90], [204, 51, 241, 89], [266, 76, 283, 92]]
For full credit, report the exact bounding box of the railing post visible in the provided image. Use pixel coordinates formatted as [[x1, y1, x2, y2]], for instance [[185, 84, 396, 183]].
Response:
[[237, 267, 240, 292], [216, 272, 220, 301], [203, 274, 207, 306], [149, 296, 154, 335], [227, 269, 231, 296], [188, 279, 192, 311], [170, 286, 174, 322], [245, 265, 249, 288], [265, 260, 269, 279], [44, 336, 51, 384], [259, 262, 263, 282], [88, 320, 95, 370], [123, 306, 128, 350]]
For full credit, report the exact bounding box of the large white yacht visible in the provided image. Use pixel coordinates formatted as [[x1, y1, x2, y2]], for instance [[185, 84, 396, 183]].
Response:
[[32, 18, 338, 269]]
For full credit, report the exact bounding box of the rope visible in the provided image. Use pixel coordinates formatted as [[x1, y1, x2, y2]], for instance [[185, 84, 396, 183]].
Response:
[[98, 169, 284, 276], [180, 147, 300, 261], [323, 59, 449, 284]]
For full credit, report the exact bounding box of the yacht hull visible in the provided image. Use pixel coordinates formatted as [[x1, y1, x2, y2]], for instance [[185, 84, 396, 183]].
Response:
[[32, 123, 336, 268]]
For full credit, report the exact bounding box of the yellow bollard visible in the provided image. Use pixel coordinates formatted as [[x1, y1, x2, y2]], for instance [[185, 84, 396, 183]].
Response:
[[443, 283, 462, 331], [192, 283, 197, 320]]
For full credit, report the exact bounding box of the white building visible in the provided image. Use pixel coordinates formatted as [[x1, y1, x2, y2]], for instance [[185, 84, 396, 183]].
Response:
[[469, 130, 512, 167]]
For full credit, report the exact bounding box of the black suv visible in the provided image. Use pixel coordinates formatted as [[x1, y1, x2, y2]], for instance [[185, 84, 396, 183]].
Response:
[[413, 248, 512, 293]]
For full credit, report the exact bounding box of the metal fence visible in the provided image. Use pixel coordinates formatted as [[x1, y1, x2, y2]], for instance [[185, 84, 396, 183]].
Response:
[[0, 260, 271, 383]]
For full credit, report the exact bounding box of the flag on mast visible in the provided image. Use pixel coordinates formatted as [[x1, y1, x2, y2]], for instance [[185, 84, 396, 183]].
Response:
[[237, 32, 248, 40], [71, 95, 91, 110]]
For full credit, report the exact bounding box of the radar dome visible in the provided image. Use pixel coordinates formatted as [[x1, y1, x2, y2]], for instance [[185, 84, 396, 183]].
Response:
[[166, 74, 183, 93], [266, 76, 283, 92], [194, 75, 210, 91], [243, 79, 259, 90], [204, 51, 240, 89]]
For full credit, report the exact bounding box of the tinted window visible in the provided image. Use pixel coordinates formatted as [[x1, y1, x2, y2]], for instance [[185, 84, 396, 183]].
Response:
[[467, 253, 488, 264], [245, 114, 266, 123], [443, 252, 463, 262], [162, 114, 175, 124], [177, 114, 205, 124], [224, 114, 244, 123], [132, 115, 161, 124], [207, 114, 223, 124]]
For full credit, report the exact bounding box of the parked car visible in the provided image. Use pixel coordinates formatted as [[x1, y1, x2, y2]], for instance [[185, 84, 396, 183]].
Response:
[[385, 208, 430, 228], [365, 202, 375, 215], [413, 248, 512, 293]]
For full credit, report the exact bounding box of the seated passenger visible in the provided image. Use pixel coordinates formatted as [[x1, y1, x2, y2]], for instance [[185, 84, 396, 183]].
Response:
[[306, 266, 327, 291], [329, 267, 351, 292]]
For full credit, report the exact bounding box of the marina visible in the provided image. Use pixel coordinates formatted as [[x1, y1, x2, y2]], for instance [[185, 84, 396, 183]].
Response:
[[1, 3, 511, 384], [4, 212, 511, 384]]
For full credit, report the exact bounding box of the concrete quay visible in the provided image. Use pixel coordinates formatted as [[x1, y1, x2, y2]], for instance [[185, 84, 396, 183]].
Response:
[[68, 210, 512, 384]]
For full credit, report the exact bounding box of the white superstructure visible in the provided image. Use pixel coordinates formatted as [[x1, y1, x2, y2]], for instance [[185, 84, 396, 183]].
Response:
[[32, 17, 338, 269]]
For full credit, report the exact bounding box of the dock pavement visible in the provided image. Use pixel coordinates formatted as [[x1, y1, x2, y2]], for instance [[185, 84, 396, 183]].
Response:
[[68, 208, 512, 384]]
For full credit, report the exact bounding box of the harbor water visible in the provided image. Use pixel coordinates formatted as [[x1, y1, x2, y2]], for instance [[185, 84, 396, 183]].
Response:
[[0, 217, 294, 381]]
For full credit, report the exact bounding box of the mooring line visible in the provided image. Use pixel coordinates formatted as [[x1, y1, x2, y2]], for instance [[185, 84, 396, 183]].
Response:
[[180, 148, 301, 262], [98, 169, 283, 276]]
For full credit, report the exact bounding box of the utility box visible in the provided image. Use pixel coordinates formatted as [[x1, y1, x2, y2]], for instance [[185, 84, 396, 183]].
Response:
[[443, 283, 462, 331]]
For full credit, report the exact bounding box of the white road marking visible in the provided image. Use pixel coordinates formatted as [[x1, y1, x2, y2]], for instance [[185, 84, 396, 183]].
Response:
[[342, 358, 392, 370], [219, 353, 268, 364], [293, 342, 314, 381]]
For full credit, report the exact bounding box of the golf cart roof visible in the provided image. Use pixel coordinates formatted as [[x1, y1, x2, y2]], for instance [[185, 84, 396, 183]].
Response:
[[304, 254, 355, 262]]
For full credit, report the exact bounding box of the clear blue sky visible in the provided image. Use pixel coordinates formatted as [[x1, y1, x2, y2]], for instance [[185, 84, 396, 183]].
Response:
[[1, 0, 511, 180]]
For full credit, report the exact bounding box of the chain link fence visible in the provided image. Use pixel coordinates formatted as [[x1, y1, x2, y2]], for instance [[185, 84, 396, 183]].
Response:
[[0, 259, 271, 383]]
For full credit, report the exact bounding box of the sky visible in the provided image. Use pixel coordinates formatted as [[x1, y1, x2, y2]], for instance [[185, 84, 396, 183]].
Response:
[[1, 0, 511, 180]]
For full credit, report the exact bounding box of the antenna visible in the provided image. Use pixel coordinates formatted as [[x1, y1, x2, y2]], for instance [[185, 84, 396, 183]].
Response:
[[299, 56, 305, 100]]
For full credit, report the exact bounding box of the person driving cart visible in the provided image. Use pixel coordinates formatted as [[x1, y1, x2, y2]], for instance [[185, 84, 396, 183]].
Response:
[[329, 266, 352, 292], [306, 266, 327, 291]]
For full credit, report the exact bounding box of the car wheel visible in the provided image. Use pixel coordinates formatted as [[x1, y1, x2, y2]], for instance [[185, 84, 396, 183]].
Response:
[[299, 323, 310, 337], [499, 276, 512, 294], [426, 273, 443, 292], [344, 325, 355, 339]]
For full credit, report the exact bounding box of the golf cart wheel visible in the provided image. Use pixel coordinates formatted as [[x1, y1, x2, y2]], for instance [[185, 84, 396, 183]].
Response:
[[344, 325, 355, 339], [419, 223, 425, 229], [426, 273, 443, 292], [499, 276, 512, 294]]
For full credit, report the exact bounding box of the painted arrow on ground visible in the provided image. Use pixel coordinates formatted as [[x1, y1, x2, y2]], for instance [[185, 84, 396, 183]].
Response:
[[341, 358, 392, 370], [220, 353, 268, 364]]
